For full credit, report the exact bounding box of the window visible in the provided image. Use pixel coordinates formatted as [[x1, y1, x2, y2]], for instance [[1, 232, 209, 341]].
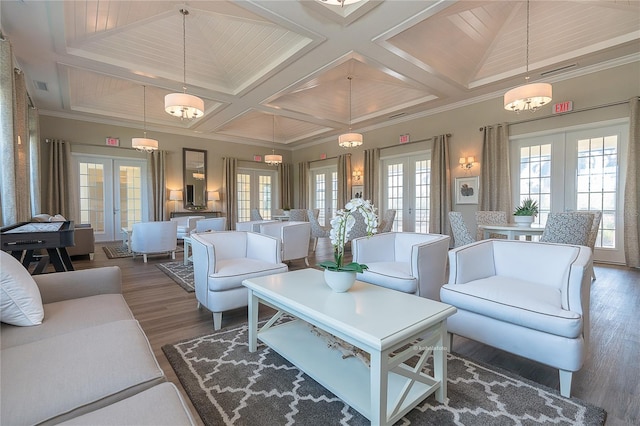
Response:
[[311, 166, 338, 227]]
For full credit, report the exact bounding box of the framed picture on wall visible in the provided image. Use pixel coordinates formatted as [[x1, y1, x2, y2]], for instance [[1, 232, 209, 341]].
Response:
[[455, 176, 479, 205], [352, 185, 364, 199]]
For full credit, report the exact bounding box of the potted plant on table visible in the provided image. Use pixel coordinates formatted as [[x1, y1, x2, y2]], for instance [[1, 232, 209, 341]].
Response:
[[318, 198, 378, 292], [513, 198, 539, 227]]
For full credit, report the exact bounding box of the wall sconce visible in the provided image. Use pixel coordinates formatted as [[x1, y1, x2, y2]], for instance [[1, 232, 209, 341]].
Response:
[[169, 190, 183, 212], [352, 169, 362, 181], [459, 156, 475, 170]]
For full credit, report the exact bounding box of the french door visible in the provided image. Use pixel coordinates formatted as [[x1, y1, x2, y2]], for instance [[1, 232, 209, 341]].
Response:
[[380, 153, 431, 232], [74, 155, 148, 242], [310, 166, 338, 227], [236, 168, 277, 222], [511, 121, 628, 264]]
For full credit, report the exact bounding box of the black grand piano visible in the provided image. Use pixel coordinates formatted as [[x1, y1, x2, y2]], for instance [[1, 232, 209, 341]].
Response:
[[1, 221, 75, 274]]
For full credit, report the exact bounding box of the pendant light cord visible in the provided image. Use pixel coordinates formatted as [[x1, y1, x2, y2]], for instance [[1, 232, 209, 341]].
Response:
[[181, 9, 188, 93], [525, 0, 530, 80], [348, 76, 353, 131], [143, 85, 147, 137]]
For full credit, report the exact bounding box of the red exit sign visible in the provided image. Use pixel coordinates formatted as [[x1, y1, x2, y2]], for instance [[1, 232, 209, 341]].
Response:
[[553, 101, 573, 114]]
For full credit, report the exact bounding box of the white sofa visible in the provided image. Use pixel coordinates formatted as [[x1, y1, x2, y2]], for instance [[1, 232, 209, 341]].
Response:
[[440, 239, 593, 397], [352, 232, 450, 300], [0, 252, 196, 425], [259, 221, 311, 266], [191, 231, 288, 330]]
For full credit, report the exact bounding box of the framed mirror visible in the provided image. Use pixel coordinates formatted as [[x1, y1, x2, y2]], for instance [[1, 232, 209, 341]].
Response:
[[183, 148, 207, 210]]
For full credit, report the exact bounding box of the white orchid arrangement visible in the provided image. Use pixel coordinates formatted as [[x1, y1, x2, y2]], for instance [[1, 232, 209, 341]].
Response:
[[318, 198, 378, 273]]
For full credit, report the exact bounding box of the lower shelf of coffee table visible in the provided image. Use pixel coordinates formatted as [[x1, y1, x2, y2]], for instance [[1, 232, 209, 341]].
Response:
[[258, 319, 438, 422]]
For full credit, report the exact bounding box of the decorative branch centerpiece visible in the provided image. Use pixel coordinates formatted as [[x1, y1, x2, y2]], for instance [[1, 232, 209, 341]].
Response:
[[318, 198, 378, 292]]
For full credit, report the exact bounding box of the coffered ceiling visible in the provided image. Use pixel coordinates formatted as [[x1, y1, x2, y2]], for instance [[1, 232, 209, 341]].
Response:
[[2, 0, 639, 150]]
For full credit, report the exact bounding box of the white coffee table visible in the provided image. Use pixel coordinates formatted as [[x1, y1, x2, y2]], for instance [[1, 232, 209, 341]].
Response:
[[243, 269, 457, 426]]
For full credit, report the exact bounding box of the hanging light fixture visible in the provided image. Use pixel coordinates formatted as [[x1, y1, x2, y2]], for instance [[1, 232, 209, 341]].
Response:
[[164, 8, 204, 120], [319, 0, 363, 6], [132, 85, 159, 153], [338, 76, 363, 148], [504, 0, 552, 113], [265, 115, 283, 166]]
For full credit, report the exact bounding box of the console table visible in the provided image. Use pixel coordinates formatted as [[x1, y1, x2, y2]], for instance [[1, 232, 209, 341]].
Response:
[[170, 211, 222, 219]]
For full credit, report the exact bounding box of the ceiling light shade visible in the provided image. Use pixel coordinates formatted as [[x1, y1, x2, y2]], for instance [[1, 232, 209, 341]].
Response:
[[192, 172, 205, 180], [132, 137, 158, 152], [503, 0, 551, 113], [132, 85, 159, 152], [165, 92, 204, 119], [338, 76, 363, 148], [165, 8, 204, 120], [338, 132, 363, 148], [265, 115, 283, 166], [504, 83, 552, 112]]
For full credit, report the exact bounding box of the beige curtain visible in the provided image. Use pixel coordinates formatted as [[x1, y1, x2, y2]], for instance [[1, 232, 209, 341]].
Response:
[[337, 153, 352, 207], [429, 134, 451, 234], [13, 69, 31, 222], [0, 37, 15, 225], [363, 148, 379, 205], [624, 97, 640, 268], [480, 124, 512, 215], [46, 140, 77, 220], [147, 150, 166, 221], [28, 107, 41, 216], [279, 163, 293, 209], [223, 157, 237, 230], [298, 161, 310, 209]]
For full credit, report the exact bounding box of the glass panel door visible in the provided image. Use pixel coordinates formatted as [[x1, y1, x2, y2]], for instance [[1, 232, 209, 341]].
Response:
[[236, 168, 277, 222], [381, 153, 430, 232], [75, 155, 147, 242], [310, 166, 337, 227], [512, 122, 628, 264]]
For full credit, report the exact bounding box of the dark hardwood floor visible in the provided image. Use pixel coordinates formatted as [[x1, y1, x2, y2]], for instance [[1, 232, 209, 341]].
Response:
[[70, 239, 639, 426]]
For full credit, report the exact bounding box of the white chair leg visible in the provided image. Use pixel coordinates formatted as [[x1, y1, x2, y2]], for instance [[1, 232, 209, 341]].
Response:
[[559, 370, 573, 397], [89, 253, 94, 261], [304, 257, 309, 267], [143, 254, 148, 263], [213, 312, 223, 330], [312, 237, 318, 252], [171, 250, 176, 260]]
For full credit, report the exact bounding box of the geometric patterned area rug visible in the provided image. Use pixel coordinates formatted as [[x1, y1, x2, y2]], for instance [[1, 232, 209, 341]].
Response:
[[102, 244, 132, 259], [162, 321, 606, 426], [157, 261, 195, 292]]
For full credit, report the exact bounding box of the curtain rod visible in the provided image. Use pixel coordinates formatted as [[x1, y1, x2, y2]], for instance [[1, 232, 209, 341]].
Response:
[[479, 98, 631, 130]]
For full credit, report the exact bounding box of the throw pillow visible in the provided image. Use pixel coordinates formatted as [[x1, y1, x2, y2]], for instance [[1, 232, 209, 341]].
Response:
[[50, 214, 67, 222], [32, 214, 52, 223], [0, 251, 44, 326]]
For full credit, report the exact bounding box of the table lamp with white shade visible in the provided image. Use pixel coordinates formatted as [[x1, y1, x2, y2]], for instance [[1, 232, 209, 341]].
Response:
[[208, 191, 220, 211], [169, 190, 183, 212]]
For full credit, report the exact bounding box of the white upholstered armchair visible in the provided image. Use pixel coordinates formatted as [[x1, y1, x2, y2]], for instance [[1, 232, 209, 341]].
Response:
[[440, 239, 593, 397], [191, 232, 288, 330], [130, 221, 178, 263], [170, 216, 205, 239], [259, 221, 311, 266], [352, 232, 451, 300]]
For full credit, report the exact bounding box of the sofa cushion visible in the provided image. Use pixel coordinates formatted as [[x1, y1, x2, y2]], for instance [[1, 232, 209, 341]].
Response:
[[356, 262, 417, 294], [209, 258, 288, 291], [58, 383, 195, 426], [440, 275, 582, 339], [0, 251, 44, 326], [0, 294, 134, 349], [0, 320, 165, 425]]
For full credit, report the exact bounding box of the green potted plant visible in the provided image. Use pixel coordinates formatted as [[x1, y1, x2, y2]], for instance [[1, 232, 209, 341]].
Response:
[[513, 198, 539, 227]]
